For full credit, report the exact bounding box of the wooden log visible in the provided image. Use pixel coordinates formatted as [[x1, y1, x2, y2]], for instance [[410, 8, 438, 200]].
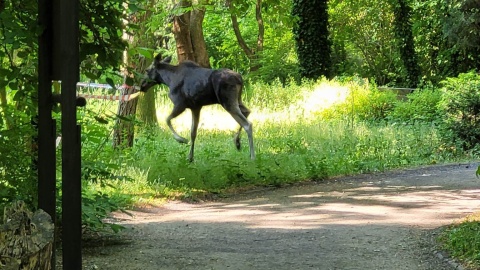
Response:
[[0, 201, 54, 270]]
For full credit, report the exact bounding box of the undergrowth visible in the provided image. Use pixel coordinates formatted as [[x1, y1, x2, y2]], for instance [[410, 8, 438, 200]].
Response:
[[440, 213, 480, 269]]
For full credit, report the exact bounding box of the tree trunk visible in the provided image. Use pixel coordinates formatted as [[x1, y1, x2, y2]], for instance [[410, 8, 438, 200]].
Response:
[[137, 89, 157, 126], [227, 0, 253, 58], [173, 0, 196, 62], [113, 6, 138, 149], [190, 4, 210, 67], [391, 0, 420, 88], [113, 83, 138, 148], [136, 0, 159, 125], [292, 0, 332, 79], [0, 86, 12, 129]]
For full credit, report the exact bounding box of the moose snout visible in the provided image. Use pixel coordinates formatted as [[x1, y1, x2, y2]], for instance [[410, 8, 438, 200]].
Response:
[[139, 76, 154, 92]]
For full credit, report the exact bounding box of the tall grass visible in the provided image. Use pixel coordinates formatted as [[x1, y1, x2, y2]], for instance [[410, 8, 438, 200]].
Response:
[[87, 77, 473, 203]]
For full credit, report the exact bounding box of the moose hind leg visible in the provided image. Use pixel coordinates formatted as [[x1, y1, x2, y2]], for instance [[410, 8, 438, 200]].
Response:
[[188, 108, 201, 162], [234, 103, 251, 150], [227, 106, 255, 160], [167, 105, 188, 144]]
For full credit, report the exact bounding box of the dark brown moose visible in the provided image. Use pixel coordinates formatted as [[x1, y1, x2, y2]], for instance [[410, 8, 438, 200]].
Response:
[[140, 55, 255, 162]]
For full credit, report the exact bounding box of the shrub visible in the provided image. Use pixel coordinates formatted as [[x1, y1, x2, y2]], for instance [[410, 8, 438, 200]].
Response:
[[320, 79, 398, 122], [438, 71, 480, 150], [389, 88, 442, 123]]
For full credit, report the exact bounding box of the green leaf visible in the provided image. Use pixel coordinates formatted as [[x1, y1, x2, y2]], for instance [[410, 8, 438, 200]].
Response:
[[105, 77, 117, 90], [125, 77, 134, 87], [476, 166, 480, 178], [136, 47, 153, 59], [16, 51, 29, 59], [94, 116, 109, 124]]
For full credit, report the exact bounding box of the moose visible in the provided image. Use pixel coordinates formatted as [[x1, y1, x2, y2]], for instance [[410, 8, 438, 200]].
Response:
[[140, 54, 255, 162]]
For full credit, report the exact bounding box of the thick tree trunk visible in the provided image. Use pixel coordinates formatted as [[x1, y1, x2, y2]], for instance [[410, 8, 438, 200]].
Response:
[[391, 0, 420, 88], [293, 0, 332, 79], [173, 0, 195, 62], [190, 5, 210, 67], [136, 0, 159, 126], [113, 84, 138, 148], [137, 89, 157, 126], [113, 9, 138, 148]]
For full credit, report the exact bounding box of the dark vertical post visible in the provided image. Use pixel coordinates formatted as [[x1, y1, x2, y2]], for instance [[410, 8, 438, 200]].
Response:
[[59, 0, 82, 269], [37, 0, 57, 268]]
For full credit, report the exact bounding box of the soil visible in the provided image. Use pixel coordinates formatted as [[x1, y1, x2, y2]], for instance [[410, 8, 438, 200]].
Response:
[[79, 163, 480, 270]]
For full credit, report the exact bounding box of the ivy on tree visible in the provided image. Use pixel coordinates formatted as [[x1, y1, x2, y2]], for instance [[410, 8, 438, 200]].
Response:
[[292, 0, 332, 80]]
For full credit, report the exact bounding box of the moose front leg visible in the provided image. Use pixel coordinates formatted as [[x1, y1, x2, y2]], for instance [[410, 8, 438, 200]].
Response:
[[167, 105, 188, 144], [226, 106, 255, 160], [234, 103, 251, 150], [188, 108, 201, 162]]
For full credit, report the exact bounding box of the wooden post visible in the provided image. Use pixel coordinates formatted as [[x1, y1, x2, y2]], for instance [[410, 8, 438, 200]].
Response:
[[58, 0, 82, 269], [37, 0, 57, 268], [38, 0, 82, 268]]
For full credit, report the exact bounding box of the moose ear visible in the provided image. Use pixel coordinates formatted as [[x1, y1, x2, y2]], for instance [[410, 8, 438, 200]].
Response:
[[162, 56, 172, 63]]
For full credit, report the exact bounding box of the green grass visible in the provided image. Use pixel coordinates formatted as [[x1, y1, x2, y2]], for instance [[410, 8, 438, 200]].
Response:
[[440, 213, 480, 269]]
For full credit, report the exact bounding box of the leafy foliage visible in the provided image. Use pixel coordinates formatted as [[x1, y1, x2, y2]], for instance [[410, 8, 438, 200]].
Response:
[[329, 0, 401, 85], [389, 88, 442, 123], [292, 0, 332, 79], [438, 72, 480, 150], [0, 0, 139, 230]]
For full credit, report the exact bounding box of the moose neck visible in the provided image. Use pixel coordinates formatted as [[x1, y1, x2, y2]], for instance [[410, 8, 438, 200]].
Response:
[[157, 65, 178, 87]]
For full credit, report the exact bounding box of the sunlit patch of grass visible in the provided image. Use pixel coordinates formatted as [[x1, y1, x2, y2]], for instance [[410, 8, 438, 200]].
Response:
[[154, 79, 350, 134], [440, 212, 480, 268]]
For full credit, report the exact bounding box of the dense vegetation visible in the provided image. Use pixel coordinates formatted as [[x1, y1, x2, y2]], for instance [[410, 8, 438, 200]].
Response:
[[1, 0, 480, 266]]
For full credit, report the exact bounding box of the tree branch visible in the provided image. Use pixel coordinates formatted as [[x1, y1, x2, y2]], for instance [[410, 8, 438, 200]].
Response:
[[255, 0, 264, 53], [226, 0, 253, 58]]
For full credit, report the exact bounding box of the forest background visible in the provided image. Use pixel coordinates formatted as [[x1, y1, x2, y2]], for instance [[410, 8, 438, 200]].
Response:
[[1, 0, 480, 265]]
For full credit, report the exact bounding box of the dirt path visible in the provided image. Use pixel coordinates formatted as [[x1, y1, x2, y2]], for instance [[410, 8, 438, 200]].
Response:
[[82, 163, 480, 270]]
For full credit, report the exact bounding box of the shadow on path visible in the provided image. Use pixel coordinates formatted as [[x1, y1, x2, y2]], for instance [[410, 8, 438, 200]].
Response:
[[82, 164, 480, 270]]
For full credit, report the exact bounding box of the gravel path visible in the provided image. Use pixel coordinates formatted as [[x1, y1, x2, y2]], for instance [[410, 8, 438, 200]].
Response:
[[81, 163, 480, 270]]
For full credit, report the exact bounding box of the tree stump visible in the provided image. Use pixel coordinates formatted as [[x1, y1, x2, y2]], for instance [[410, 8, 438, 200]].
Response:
[[0, 201, 54, 270]]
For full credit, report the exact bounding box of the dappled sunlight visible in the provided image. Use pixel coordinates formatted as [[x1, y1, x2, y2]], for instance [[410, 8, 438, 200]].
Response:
[[114, 184, 480, 230], [299, 83, 349, 117]]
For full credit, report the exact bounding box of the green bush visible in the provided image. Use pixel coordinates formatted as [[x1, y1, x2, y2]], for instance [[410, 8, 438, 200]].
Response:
[[438, 71, 480, 150], [389, 88, 442, 123], [320, 80, 398, 121]]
